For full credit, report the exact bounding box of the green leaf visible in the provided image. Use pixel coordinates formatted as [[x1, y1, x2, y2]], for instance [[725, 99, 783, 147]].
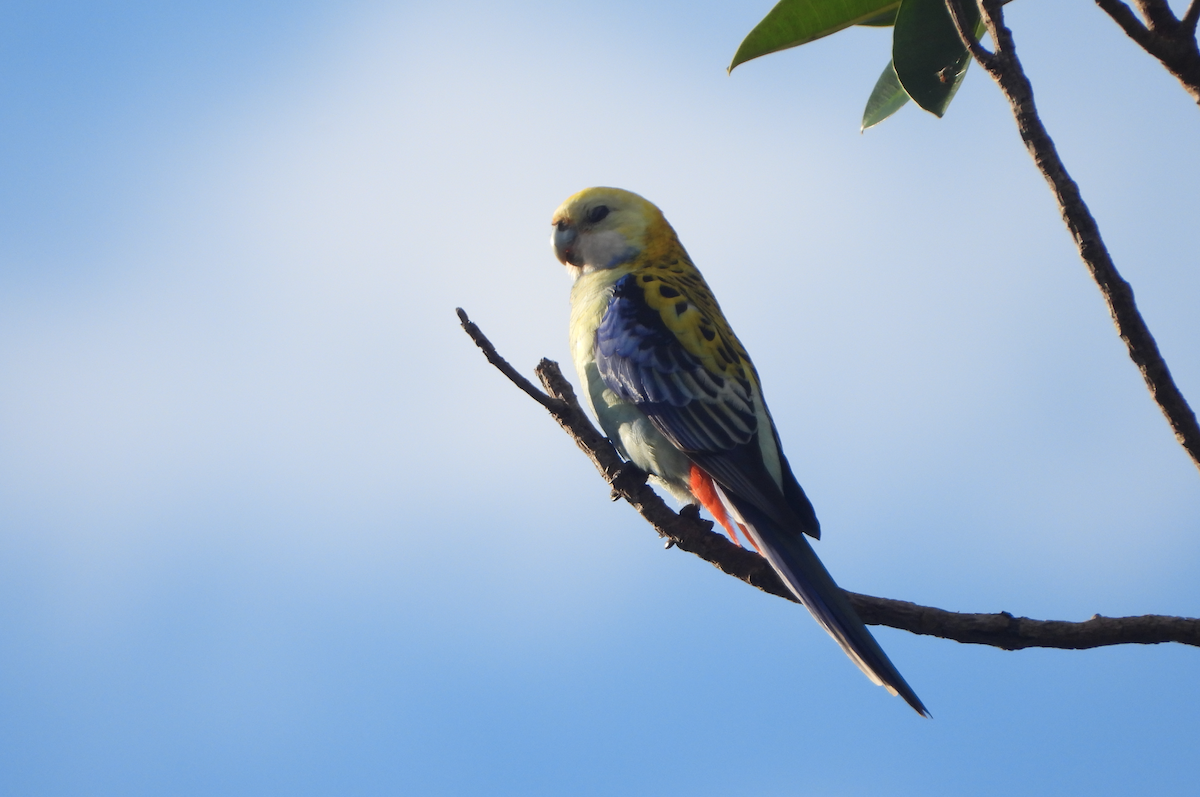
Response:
[[730, 0, 901, 71], [861, 60, 910, 130], [858, 7, 898, 25], [891, 0, 979, 117]]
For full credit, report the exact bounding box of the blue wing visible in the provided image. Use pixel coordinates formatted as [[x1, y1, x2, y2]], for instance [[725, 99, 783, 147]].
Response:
[[595, 274, 754, 448], [594, 273, 819, 538]]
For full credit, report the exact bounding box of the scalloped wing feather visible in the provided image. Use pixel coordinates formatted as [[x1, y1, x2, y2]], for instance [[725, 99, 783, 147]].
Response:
[[596, 273, 757, 452], [593, 272, 818, 538]]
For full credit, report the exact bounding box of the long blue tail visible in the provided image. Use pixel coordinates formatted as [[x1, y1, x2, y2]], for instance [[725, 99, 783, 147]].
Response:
[[731, 499, 929, 716]]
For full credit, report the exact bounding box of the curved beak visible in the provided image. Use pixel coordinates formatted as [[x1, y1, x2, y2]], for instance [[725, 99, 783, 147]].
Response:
[[552, 221, 580, 266]]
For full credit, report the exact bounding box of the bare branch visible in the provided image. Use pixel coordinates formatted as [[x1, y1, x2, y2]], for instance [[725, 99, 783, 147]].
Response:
[[457, 307, 565, 413], [1094, 0, 1200, 105], [1131, 0, 1178, 30], [1094, 0, 1158, 47], [944, 0, 997, 68], [851, 594, 1200, 649], [459, 311, 1200, 650], [971, 0, 1200, 473], [1185, 0, 1200, 33]]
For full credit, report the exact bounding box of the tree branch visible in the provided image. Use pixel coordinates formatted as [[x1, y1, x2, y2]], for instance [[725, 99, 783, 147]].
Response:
[[944, 0, 997, 69], [1094, 0, 1200, 105], [1185, 0, 1200, 34], [958, 0, 1200, 474], [458, 309, 1200, 651], [1132, 0, 1178, 30], [456, 307, 565, 413], [1095, 0, 1157, 47]]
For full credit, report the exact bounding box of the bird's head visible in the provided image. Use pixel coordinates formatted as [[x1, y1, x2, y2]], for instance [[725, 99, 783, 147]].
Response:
[[551, 187, 668, 279]]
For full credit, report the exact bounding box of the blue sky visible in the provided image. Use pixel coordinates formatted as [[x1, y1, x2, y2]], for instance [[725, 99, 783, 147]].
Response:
[[1, 1, 1198, 794]]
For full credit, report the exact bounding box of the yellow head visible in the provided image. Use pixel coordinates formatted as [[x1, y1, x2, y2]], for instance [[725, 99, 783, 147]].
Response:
[[550, 187, 675, 279]]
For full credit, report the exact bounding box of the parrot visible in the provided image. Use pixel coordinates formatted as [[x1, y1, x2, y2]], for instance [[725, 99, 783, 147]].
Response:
[[551, 186, 928, 716]]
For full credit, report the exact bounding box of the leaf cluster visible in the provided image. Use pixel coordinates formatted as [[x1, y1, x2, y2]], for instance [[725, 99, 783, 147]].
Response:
[[729, 0, 985, 129]]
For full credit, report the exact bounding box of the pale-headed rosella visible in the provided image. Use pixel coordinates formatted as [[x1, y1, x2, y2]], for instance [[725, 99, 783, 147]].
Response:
[[551, 186, 927, 716]]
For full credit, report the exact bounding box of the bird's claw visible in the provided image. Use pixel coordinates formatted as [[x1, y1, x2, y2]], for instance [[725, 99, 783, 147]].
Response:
[[609, 462, 647, 500]]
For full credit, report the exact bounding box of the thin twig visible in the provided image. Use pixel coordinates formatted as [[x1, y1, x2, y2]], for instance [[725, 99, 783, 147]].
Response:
[[456, 308, 564, 412], [959, 0, 1200, 473], [459, 309, 1200, 650], [850, 596, 1200, 650], [943, 0, 996, 67]]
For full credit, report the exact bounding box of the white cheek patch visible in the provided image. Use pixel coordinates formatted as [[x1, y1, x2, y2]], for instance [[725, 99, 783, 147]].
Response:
[[579, 230, 635, 270]]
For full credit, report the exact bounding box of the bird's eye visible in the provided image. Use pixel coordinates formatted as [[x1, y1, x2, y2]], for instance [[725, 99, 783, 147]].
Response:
[[586, 205, 610, 223], [555, 219, 569, 232]]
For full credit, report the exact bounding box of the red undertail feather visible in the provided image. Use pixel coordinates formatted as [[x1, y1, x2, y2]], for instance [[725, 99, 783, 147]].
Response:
[[689, 464, 747, 549]]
